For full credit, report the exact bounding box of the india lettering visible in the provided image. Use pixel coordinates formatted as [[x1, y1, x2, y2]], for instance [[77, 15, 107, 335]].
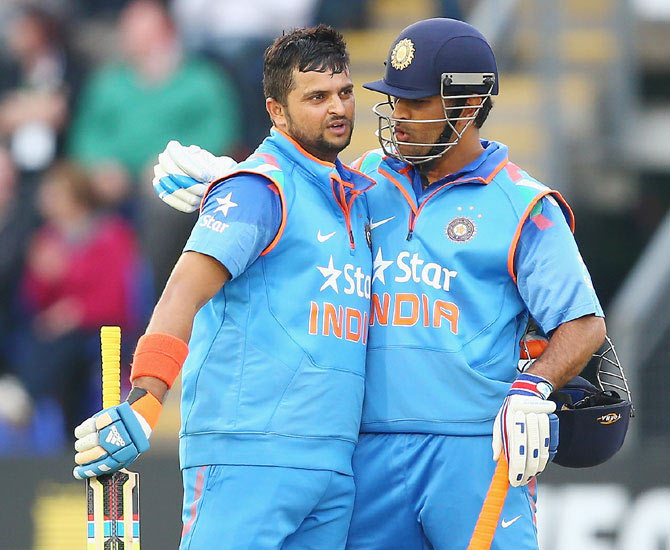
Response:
[[308, 302, 369, 345], [370, 292, 459, 332]]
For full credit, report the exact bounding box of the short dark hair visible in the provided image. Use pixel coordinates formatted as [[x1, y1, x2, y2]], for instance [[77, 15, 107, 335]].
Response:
[[474, 96, 493, 128], [263, 24, 350, 105]]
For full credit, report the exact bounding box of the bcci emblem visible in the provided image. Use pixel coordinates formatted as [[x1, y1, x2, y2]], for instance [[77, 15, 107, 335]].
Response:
[[446, 217, 477, 243], [390, 38, 415, 70]]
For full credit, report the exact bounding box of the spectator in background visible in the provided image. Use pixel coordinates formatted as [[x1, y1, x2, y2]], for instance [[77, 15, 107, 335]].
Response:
[[11, 161, 144, 433], [0, 147, 34, 427], [68, 0, 241, 288], [172, 0, 317, 149], [0, 5, 83, 180]]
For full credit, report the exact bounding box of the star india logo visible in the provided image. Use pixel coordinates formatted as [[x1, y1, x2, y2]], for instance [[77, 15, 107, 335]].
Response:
[[446, 216, 477, 243], [390, 39, 415, 70]]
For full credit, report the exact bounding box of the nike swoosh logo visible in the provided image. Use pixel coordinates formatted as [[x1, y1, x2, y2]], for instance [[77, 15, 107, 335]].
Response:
[[369, 216, 395, 230], [317, 230, 336, 242], [501, 515, 521, 529]]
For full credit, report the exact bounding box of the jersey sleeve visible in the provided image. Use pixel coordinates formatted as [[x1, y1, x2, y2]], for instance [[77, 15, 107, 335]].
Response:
[[183, 173, 282, 279], [515, 196, 604, 334]]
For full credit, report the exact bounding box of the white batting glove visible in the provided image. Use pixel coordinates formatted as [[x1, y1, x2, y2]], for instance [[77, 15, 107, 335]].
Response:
[[152, 140, 238, 213], [492, 373, 556, 487]]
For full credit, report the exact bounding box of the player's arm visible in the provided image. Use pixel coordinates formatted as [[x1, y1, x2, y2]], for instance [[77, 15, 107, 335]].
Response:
[[74, 172, 281, 479], [130, 251, 231, 402], [73, 252, 229, 479], [524, 314, 605, 390], [493, 196, 605, 486]]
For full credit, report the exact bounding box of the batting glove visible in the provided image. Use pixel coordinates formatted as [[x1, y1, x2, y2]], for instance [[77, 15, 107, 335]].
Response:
[[492, 373, 557, 487], [152, 140, 237, 213], [73, 389, 160, 479]]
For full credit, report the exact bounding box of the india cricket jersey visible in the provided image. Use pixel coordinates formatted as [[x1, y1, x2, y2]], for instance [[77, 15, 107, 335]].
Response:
[[353, 140, 603, 436], [179, 128, 374, 475]]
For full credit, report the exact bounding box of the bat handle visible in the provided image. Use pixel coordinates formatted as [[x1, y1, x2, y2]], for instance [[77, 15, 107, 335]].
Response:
[[100, 326, 121, 409], [467, 455, 510, 550]]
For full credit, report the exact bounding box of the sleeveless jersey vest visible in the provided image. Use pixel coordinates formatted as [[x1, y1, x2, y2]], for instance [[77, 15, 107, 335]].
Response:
[[354, 142, 573, 435], [180, 128, 374, 474]]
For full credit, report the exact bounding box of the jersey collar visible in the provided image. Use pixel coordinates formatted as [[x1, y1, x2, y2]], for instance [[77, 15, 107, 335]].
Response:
[[383, 140, 509, 199], [426, 140, 508, 188], [267, 127, 374, 193]]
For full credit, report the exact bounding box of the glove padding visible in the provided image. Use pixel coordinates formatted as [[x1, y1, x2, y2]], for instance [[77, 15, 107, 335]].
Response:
[[492, 373, 557, 487], [73, 402, 152, 479], [152, 140, 237, 213]]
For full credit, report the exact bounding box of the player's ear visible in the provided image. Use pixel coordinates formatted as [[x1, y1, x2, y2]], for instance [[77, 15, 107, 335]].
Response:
[[462, 97, 482, 121], [266, 97, 287, 129]]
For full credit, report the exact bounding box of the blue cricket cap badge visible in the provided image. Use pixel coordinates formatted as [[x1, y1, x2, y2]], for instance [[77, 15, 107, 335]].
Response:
[[390, 38, 415, 70]]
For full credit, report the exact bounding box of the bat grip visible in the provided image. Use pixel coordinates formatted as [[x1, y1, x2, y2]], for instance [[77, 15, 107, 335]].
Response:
[[100, 326, 121, 409]]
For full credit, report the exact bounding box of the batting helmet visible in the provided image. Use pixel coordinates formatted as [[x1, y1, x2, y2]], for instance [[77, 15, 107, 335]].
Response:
[[549, 337, 634, 468], [363, 18, 498, 164]]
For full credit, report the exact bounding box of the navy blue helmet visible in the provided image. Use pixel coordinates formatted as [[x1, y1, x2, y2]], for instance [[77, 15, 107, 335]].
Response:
[[549, 337, 634, 468], [364, 18, 499, 164]]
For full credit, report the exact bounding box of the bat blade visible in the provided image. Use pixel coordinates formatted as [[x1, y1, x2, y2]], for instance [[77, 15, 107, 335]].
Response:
[[86, 469, 140, 549]]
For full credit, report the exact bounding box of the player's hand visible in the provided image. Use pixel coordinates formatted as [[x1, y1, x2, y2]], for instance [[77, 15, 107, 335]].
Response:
[[492, 373, 557, 487], [152, 140, 237, 213], [73, 400, 155, 479]]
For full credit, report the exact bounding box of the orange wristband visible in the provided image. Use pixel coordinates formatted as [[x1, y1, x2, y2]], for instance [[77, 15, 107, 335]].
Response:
[[130, 333, 189, 389]]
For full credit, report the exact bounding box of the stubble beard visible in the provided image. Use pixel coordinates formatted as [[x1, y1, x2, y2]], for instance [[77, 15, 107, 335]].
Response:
[[396, 121, 453, 172], [286, 114, 353, 161]]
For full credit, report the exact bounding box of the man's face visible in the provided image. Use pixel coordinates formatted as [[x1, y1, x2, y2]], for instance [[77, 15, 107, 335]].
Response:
[[279, 68, 355, 162], [390, 94, 449, 160]]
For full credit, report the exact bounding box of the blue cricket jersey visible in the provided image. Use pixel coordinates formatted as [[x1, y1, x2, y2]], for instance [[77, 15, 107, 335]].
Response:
[[353, 141, 603, 435], [179, 128, 374, 475], [184, 174, 282, 278]]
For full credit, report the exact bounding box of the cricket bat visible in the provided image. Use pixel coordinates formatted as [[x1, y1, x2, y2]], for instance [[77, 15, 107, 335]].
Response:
[[467, 456, 509, 550], [86, 326, 141, 549]]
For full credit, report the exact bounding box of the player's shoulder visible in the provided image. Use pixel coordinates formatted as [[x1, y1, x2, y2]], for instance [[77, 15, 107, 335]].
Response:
[[489, 161, 556, 216], [350, 148, 386, 175], [203, 173, 280, 215], [208, 172, 276, 197]]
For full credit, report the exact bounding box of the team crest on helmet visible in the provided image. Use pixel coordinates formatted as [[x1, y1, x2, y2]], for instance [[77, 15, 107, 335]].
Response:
[[390, 39, 415, 70], [446, 216, 476, 242]]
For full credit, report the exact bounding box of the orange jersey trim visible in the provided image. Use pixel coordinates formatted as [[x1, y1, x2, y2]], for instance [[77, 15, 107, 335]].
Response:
[[261, 179, 288, 255], [200, 168, 288, 257], [273, 126, 336, 168], [507, 189, 575, 283], [378, 167, 418, 215]]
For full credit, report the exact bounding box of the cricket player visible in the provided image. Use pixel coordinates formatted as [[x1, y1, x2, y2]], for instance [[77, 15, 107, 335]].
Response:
[[73, 26, 375, 550], [151, 19, 606, 550], [343, 18, 605, 549]]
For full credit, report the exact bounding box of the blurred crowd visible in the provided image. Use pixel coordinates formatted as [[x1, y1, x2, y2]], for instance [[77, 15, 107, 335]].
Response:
[[0, 0, 391, 453]]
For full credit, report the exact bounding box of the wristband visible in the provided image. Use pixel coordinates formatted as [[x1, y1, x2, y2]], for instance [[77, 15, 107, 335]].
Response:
[[130, 333, 189, 389], [509, 373, 554, 400], [126, 387, 163, 430]]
